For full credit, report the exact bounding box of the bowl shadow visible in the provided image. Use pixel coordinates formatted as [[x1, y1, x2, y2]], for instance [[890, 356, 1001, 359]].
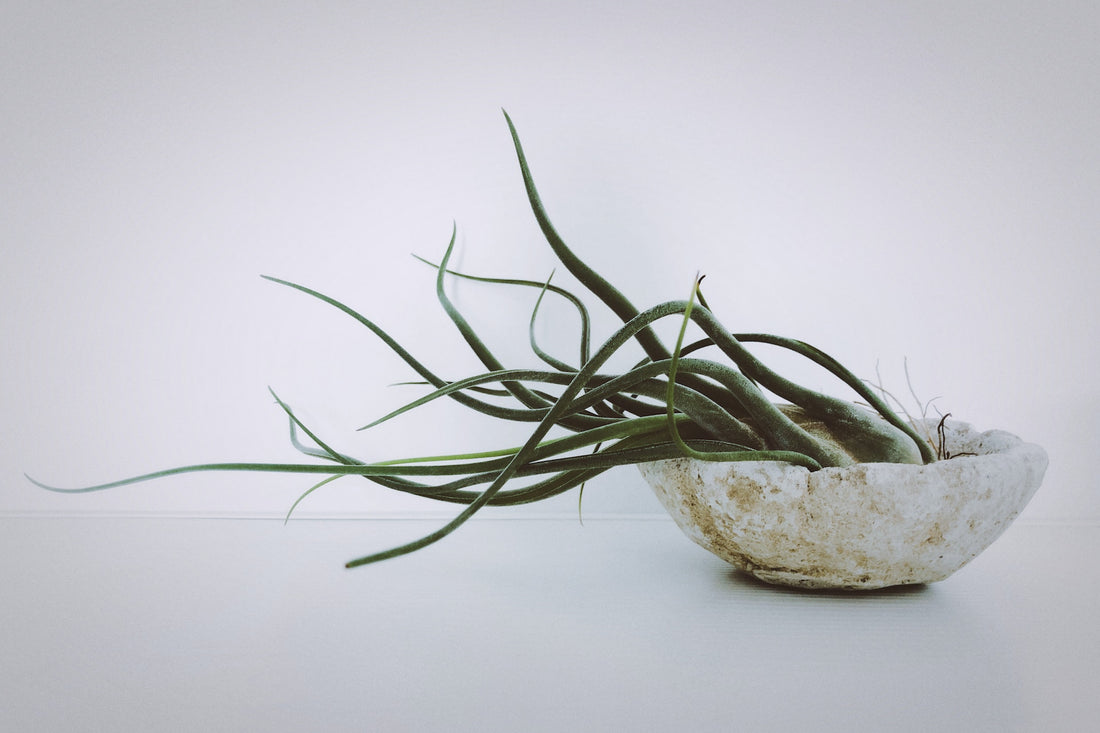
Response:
[[720, 566, 932, 599]]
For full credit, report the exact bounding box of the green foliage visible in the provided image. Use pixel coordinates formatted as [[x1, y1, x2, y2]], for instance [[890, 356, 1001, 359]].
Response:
[[30, 111, 935, 567]]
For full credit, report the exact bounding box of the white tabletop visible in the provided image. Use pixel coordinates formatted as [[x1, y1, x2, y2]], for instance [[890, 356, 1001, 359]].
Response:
[[2, 516, 1096, 732]]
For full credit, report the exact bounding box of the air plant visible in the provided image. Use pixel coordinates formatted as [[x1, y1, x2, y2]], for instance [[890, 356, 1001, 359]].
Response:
[[30, 110, 939, 569]]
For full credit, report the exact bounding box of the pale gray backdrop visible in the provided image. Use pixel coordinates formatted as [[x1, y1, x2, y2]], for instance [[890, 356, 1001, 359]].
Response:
[[3, 1, 1097, 520]]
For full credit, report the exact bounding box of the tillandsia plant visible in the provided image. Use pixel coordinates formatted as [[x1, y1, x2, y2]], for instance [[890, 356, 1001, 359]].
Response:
[[30, 110, 940, 569]]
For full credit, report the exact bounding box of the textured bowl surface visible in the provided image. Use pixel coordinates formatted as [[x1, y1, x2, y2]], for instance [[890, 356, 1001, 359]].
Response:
[[638, 419, 1047, 589]]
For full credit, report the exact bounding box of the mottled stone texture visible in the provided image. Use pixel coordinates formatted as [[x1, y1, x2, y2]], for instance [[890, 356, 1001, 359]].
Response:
[[639, 419, 1047, 589]]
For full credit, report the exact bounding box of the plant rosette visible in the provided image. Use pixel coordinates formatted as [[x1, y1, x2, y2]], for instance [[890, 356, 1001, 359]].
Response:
[[640, 418, 1048, 589]]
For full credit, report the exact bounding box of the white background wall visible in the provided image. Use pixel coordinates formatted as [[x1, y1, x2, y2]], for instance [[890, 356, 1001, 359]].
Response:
[[3, 1, 1097, 520]]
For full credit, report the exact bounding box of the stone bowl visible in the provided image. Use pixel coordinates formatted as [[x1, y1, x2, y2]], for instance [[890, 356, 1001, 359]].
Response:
[[638, 418, 1047, 589]]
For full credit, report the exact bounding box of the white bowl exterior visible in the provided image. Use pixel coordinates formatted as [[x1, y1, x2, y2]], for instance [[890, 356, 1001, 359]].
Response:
[[638, 419, 1048, 589]]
